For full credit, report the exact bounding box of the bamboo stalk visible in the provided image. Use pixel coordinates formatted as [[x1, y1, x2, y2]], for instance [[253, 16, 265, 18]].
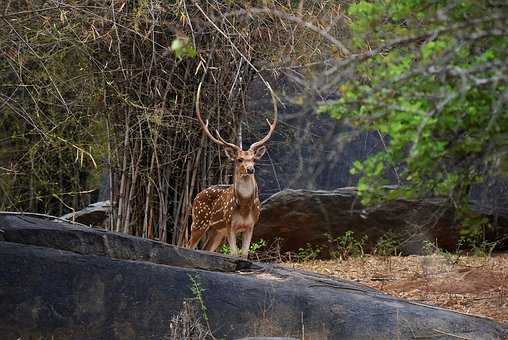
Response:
[[116, 115, 130, 233]]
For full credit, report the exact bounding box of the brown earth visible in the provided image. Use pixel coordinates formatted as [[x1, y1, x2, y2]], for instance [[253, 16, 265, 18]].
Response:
[[282, 254, 508, 324]]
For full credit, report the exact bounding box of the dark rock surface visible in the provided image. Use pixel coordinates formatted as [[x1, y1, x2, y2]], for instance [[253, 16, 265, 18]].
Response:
[[0, 213, 251, 272], [60, 201, 111, 227], [1, 214, 507, 339], [254, 189, 508, 255]]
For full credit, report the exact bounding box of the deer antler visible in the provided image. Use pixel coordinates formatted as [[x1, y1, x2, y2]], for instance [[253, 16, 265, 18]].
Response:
[[196, 82, 241, 151], [249, 87, 278, 151]]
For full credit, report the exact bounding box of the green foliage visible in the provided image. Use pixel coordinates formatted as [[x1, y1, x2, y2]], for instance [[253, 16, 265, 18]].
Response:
[[373, 232, 401, 257], [219, 243, 230, 255], [219, 243, 227, 255], [188, 274, 208, 321], [422, 223, 497, 260], [321, 0, 508, 232], [0, 26, 105, 213], [219, 243, 231, 255], [295, 243, 322, 262], [422, 240, 461, 265], [219, 239, 267, 255], [171, 38, 197, 60], [248, 239, 267, 253], [422, 240, 438, 256], [464, 238, 497, 258], [325, 231, 367, 260], [458, 220, 498, 257]]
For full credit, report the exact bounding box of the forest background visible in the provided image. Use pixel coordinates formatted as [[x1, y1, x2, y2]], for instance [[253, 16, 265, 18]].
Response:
[[1, 0, 506, 246]]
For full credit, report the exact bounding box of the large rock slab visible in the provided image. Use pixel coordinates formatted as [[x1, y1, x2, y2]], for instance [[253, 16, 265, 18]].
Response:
[[254, 189, 508, 256], [1, 214, 507, 339], [0, 213, 251, 272]]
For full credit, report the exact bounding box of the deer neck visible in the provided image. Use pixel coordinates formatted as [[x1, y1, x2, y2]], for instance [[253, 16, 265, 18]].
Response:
[[234, 173, 258, 207]]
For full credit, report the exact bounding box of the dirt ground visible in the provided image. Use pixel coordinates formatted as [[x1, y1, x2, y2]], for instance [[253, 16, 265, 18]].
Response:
[[283, 254, 508, 324]]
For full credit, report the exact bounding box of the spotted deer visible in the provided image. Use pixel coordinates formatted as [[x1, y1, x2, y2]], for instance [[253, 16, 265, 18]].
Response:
[[186, 84, 277, 257]]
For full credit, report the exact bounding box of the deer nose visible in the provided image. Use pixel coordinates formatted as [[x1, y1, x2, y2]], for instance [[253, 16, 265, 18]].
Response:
[[246, 167, 255, 174]]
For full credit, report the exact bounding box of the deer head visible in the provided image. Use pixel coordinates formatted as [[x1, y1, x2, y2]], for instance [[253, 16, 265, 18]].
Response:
[[195, 82, 277, 177]]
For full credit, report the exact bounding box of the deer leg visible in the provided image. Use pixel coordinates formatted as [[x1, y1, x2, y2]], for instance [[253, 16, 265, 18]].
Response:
[[187, 226, 207, 249], [227, 230, 239, 257], [203, 230, 224, 252], [240, 228, 254, 258]]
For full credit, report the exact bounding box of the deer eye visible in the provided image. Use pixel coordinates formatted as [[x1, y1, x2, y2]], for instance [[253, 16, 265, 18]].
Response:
[[237, 158, 244, 162]]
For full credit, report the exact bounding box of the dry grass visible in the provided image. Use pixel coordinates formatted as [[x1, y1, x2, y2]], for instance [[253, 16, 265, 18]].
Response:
[[282, 254, 508, 324], [169, 299, 214, 340]]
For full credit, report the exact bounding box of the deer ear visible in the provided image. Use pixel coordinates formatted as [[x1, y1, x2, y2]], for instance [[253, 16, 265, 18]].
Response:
[[253, 146, 266, 159], [224, 147, 237, 160]]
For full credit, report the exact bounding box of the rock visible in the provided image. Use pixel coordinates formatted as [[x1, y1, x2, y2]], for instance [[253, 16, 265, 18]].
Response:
[[0, 213, 251, 273], [1, 214, 507, 339], [236, 338, 298, 340], [60, 200, 111, 227], [254, 189, 508, 256]]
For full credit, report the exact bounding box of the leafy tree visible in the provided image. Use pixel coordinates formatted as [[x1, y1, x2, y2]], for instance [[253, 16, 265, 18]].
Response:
[[321, 0, 508, 224]]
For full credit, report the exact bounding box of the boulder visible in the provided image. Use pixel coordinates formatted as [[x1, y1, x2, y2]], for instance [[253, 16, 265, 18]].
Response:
[[1, 214, 507, 339], [60, 200, 111, 227], [254, 189, 508, 256]]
